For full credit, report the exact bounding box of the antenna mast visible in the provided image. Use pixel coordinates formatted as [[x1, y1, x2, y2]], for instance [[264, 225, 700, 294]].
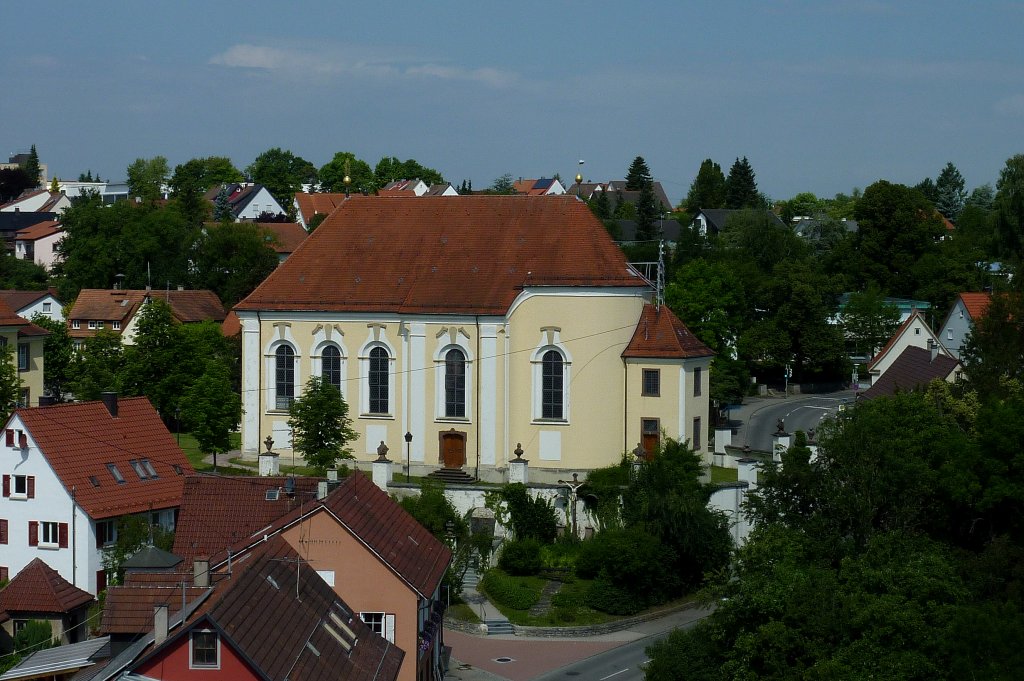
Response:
[[655, 240, 665, 311]]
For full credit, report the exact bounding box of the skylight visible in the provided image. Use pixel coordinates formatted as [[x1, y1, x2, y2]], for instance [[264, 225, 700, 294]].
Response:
[[106, 464, 125, 484], [141, 459, 158, 478], [129, 459, 148, 480]]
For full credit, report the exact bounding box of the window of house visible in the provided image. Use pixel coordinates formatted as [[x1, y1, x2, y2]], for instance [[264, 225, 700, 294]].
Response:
[[17, 344, 28, 371], [359, 612, 395, 643], [275, 345, 295, 410], [97, 321, 104, 329], [914, 328, 921, 335], [89, 475, 100, 487], [106, 463, 125, 484], [112, 321, 120, 330], [948, 330, 953, 340], [444, 348, 466, 418], [693, 367, 702, 397], [368, 346, 389, 414], [72, 320, 80, 329], [5, 474, 33, 499], [17, 389, 28, 408], [40, 521, 60, 546], [642, 369, 660, 396], [13, 620, 28, 634], [190, 630, 220, 668], [321, 345, 342, 392], [541, 350, 565, 420], [96, 519, 116, 547], [641, 418, 660, 456], [141, 460, 158, 478], [172, 464, 184, 476], [693, 416, 702, 450], [129, 460, 149, 480], [88, 321, 97, 330], [42, 303, 51, 313]]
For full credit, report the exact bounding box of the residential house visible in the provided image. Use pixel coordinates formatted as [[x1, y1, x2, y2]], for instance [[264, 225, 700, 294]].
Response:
[[204, 183, 285, 221], [292, 192, 346, 230], [380, 179, 429, 196], [866, 310, 951, 385], [255, 222, 308, 263], [512, 178, 566, 196], [0, 289, 64, 323], [939, 292, 992, 359], [233, 196, 713, 479], [690, 208, 786, 237], [171, 472, 450, 681], [67, 289, 226, 348], [424, 183, 459, 196], [113, 537, 403, 681], [859, 343, 961, 400], [0, 558, 94, 652], [0, 212, 58, 253], [0, 395, 194, 594], [13, 220, 63, 271], [0, 190, 70, 215], [566, 180, 673, 211], [0, 299, 48, 408]]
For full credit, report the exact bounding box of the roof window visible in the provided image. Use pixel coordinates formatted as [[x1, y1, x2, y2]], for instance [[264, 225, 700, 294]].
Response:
[[107, 463, 125, 484], [129, 459, 148, 480], [141, 459, 158, 478], [89, 475, 100, 487]]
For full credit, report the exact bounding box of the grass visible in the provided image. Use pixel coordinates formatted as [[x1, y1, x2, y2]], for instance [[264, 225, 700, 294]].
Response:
[[447, 601, 482, 624], [177, 432, 242, 473], [478, 569, 617, 627], [710, 465, 738, 483]]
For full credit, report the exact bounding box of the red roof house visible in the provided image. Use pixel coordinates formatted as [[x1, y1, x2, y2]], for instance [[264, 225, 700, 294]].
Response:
[[0, 558, 94, 648]]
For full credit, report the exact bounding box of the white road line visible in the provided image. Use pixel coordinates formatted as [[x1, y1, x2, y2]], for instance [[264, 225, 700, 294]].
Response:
[[600, 668, 630, 680]]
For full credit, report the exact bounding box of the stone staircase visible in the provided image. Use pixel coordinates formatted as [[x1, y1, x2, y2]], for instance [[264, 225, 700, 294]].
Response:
[[429, 467, 477, 485], [462, 567, 481, 591], [483, 617, 515, 636]]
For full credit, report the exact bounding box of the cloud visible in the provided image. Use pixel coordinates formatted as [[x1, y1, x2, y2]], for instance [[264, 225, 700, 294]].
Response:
[[995, 94, 1024, 116], [209, 43, 516, 88]]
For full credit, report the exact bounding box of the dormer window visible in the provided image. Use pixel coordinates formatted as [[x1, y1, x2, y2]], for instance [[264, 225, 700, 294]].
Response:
[[113, 321, 121, 330]]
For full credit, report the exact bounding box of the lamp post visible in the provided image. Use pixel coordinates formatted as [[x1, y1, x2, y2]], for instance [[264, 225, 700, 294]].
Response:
[[404, 431, 413, 482]]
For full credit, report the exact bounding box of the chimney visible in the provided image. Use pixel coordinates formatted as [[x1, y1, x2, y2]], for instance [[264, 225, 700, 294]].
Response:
[[928, 339, 938, 362], [194, 557, 210, 588], [154, 604, 168, 645], [101, 392, 118, 417], [317, 481, 328, 500]]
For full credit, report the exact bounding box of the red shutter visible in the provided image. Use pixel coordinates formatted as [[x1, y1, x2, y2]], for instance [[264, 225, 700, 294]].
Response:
[[58, 523, 68, 548], [28, 520, 38, 546], [5, 429, 12, 447], [0, 519, 7, 544], [96, 570, 107, 593], [0, 566, 8, 583], [2, 475, 8, 497], [18, 432, 26, 449], [26, 476, 34, 499]]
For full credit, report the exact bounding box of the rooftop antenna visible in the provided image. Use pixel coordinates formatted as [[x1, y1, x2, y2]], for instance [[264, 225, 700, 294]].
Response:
[[656, 240, 665, 311]]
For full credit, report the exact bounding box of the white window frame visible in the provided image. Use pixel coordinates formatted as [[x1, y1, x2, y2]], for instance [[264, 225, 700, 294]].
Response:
[[11, 474, 28, 499], [359, 612, 395, 643], [189, 629, 220, 669], [434, 341, 474, 422], [96, 519, 117, 547], [40, 521, 60, 548], [71, 320, 80, 329], [88, 321, 97, 330], [530, 335, 571, 424], [42, 302, 51, 313], [358, 340, 396, 418], [112, 321, 121, 330]]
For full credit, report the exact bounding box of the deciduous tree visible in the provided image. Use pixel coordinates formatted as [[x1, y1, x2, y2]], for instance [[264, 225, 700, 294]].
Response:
[[246, 147, 317, 208], [994, 153, 1024, 259], [126, 156, 169, 202], [839, 285, 901, 358], [190, 221, 279, 306], [317, 151, 373, 194], [31, 314, 74, 401], [68, 330, 123, 401], [180, 362, 240, 467], [287, 376, 357, 470]]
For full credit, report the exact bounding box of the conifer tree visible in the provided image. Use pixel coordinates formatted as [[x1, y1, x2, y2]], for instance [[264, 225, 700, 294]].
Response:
[[685, 159, 727, 212], [725, 157, 760, 209], [935, 162, 967, 221], [625, 156, 653, 191], [23, 145, 41, 187]]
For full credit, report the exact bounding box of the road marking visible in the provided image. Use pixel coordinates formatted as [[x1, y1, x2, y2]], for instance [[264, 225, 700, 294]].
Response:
[[600, 669, 630, 680]]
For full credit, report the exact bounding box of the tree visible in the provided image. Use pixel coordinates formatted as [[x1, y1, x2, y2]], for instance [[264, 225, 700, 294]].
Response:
[[317, 151, 373, 194], [170, 156, 243, 195], [126, 156, 169, 202], [935, 161, 967, 221], [967, 183, 995, 210], [487, 173, 516, 194], [246, 147, 317, 208], [212, 185, 232, 222], [180, 362, 240, 467], [0, 346, 22, 423], [592, 189, 611, 219], [68, 330, 123, 401], [994, 154, 1024, 259], [190, 221, 279, 306], [725, 157, 760, 209], [373, 156, 444, 188], [0, 255, 47, 290], [23, 144, 41, 187], [777, 191, 827, 223], [119, 299, 185, 418], [102, 514, 174, 585], [839, 285, 901, 358], [915, 176, 939, 204], [961, 280, 1024, 400], [0, 167, 35, 202], [1, 620, 56, 674], [635, 180, 660, 241], [31, 314, 74, 401], [683, 159, 727, 213], [287, 376, 357, 470], [625, 156, 652, 191]]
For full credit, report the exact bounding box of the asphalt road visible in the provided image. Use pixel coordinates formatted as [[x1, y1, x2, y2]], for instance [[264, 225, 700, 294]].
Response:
[[729, 390, 855, 452], [531, 632, 665, 681]]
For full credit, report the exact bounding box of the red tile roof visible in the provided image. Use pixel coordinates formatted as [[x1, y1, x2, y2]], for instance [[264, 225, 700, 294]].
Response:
[[15, 397, 195, 519], [171, 475, 325, 563], [959, 292, 992, 320], [100, 584, 209, 634], [0, 297, 32, 327], [0, 288, 59, 313], [293, 192, 347, 225], [14, 220, 61, 241], [0, 558, 94, 622], [236, 196, 646, 315], [255, 221, 308, 253], [622, 304, 714, 359], [68, 289, 226, 338], [220, 310, 241, 337]]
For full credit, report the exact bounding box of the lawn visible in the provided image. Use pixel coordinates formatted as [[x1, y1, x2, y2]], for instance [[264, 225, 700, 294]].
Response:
[[177, 432, 242, 473], [710, 465, 738, 483], [477, 569, 617, 627]]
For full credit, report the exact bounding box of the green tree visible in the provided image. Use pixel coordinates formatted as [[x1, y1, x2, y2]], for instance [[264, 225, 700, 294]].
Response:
[[777, 191, 826, 223], [915, 176, 939, 204], [180, 363, 240, 468], [0, 346, 22, 422], [683, 159, 727, 213], [961, 280, 1024, 400], [967, 183, 995, 210], [119, 299, 185, 418], [317, 151, 374, 194], [126, 156, 169, 202], [487, 173, 516, 194], [635, 180, 660, 241], [625, 155, 652, 191], [0, 255, 48, 290], [23, 144, 42, 187], [0, 167, 35, 202], [718, 209, 807, 274], [190, 221, 279, 306], [31, 314, 74, 401], [246, 147, 317, 208], [592, 189, 611, 219], [68, 330, 123, 401], [170, 156, 243, 195], [102, 514, 174, 585], [839, 285, 901, 358], [399, 479, 473, 591], [373, 156, 444, 188], [935, 161, 967, 221], [725, 156, 760, 209], [1, 620, 56, 674], [994, 153, 1024, 259], [287, 376, 357, 470]]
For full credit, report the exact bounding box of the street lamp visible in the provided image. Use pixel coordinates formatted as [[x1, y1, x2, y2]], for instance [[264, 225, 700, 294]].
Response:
[[404, 431, 413, 482]]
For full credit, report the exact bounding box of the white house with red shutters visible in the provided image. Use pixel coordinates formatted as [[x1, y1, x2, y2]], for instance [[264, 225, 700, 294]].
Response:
[[0, 395, 193, 593]]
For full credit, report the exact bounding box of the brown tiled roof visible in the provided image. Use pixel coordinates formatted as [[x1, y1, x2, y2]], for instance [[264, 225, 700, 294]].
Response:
[[220, 310, 241, 337], [235, 196, 646, 315], [0, 297, 31, 327], [293, 192, 346, 225], [860, 346, 960, 400], [622, 304, 714, 359], [0, 558, 94, 622], [959, 292, 992, 320], [256, 221, 308, 253], [68, 289, 225, 332], [0, 288, 59, 313], [15, 397, 195, 519], [100, 584, 208, 634], [14, 220, 61, 240], [867, 310, 942, 372], [377, 188, 417, 196], [171, 475, 325, 563], [319, 472, 451, 599]]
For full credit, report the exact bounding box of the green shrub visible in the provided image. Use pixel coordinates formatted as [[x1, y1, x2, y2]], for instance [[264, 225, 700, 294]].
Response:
[[587, 577, 645, 615], [480, 570, 540, 610], [498, 538, 543, 576], [575, 529, 680, 605]]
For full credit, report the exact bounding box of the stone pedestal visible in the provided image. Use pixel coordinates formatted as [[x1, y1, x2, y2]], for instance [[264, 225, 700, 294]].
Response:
[[372, 457, 393, 491], [808, 443, 819, 463], [714, 426, 732, 454], [258, 452, 280, 476], [737, 457, 759, 491], [508, 443, 529, 484], [772, 432, 792, 463]]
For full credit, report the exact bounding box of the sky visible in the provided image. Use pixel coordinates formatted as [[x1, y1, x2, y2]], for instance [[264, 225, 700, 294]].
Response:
[[3, 1, 1023, 206]]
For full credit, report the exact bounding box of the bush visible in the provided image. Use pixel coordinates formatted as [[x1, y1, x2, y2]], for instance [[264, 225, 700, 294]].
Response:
[[480, 570, 540, 610], [499, 538, 543, 576], [575, 529, 680, 605], [587, 577, 645, 615], [499, 483, 559, 542]]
